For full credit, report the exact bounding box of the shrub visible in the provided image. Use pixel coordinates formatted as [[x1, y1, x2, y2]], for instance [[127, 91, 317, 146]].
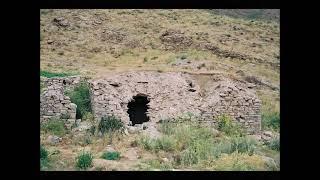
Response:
[[216, 115, 245, 137], [159, 119, 214, 152], [41, 119, 66, 136], [211, 140, 233, 157], [210, 136, 257, 158], [229, 136, 257, 155], [180, 148, 198, 166], [40, 159, 49, 170], [65, 81, 92, 119], [262, 112, 280, 131], [267, 136, 280, 151], [89, 126, 96, 135], [159, 120, 176, 135], [40, 145, 48, 160], [76, 151, 93, 170], [180, 54, 187, 59], [138, 135, 174, 152], [98, 115, 124, 134], [101, 151, 120, 160], [138, 135, 156, 151], [155, 136, 176, 152], [40, 145, 49, 170], [83, 134, 92, 145], [83, 112, 94, 122], [180, 139, 213, 166]]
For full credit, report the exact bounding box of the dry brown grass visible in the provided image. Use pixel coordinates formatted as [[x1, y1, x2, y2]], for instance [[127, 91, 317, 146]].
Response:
[[40, 9, 279, 82]]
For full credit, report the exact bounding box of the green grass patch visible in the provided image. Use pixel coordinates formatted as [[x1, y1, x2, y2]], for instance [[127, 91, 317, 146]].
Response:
[[262, 112, 280, 131], [75, 151, 93, 170], [216, 114, 245, 137], [40, 145, 48, 160], [211, 152, 267, 171], [41, 119, 66, 136], [267, 136, 280, 151], [101, 151, 121, 160], [40, 70, 77, 78], [98, 115, 124, 134], [138, 115, 265, 169], [40, 145, 49, 170], [65, 81, 92, 119]]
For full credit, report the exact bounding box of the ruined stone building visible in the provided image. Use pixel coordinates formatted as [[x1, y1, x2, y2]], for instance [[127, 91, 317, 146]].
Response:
[[40, 71, 262, 134]]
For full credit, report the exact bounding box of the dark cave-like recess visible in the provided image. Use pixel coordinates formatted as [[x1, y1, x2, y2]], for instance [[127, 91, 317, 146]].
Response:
[[127, 95, 150, 125]]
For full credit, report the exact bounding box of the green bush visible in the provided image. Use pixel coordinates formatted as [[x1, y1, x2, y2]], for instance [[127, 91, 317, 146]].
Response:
[[262, 112, 280, 131], [65, 81, 92, 119], [40, 145, 48, 160], [83, 112, 94, 122], [83, 134, 93, 145], [76, 151, 93, 170], [40, 159, 49, 170], [180, 54, 187, 59], [138, 135, 157, 151], [216, 115, 245, 137], [98, 115, 124, 134], [40, 70, 76, 78], [212, 140, 233, 157], [101, 151, 120, 160], [229, 136, 257, 155], [41, 119, 66, 136], [180, 148, 198, 166], [155, 136, 176, 152], [267, 136, 280, 151], [138, 135, 175, 153], [40, 145, 49, 170]]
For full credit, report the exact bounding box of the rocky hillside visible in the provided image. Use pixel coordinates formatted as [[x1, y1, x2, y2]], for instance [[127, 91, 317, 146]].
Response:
[[41, 9, 279, 115], [40, 10, 279, 75]]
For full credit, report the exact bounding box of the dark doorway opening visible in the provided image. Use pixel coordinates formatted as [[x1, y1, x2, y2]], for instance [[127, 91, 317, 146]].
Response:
[[127, 95, 150, 125]]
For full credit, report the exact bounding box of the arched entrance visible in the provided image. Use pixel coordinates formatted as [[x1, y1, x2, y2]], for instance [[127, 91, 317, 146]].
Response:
[[127, 94, 150, 125]]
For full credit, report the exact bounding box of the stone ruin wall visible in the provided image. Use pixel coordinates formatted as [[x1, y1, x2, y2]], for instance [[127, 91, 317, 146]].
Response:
[[40, 71, 262, 134], [89, 71, 262, 134], [40, 76, 83, 129]]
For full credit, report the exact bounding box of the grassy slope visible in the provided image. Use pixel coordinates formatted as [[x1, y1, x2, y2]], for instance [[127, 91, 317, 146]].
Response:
[[41, 8, 279, 119]]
